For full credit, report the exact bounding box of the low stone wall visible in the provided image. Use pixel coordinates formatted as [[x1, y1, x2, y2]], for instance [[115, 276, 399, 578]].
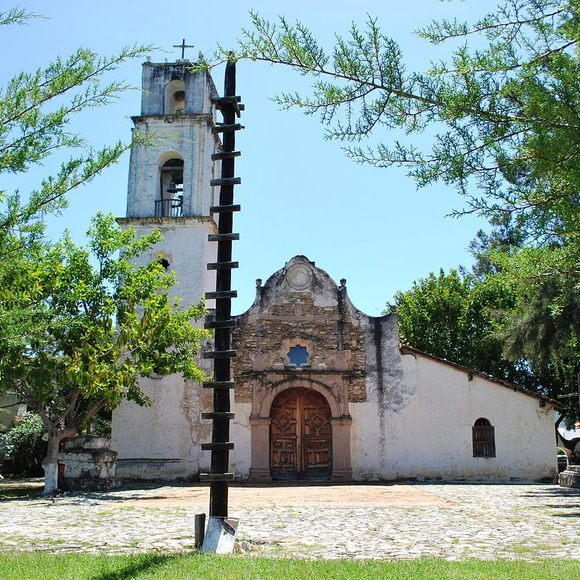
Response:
[[559, 464, 580, 488], [59, 435, 119, 491]]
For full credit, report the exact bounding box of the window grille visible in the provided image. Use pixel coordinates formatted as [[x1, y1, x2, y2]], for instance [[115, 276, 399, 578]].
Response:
[[472, 417, 496, 458]]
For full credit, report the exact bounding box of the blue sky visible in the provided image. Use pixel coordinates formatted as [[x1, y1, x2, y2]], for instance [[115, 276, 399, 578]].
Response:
[[2, 1, 492, 315]]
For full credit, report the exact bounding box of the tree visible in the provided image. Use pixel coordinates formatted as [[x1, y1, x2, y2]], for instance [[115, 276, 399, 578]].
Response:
[[392, 268, 531, 384], [0, 8, 150, 226], [2, 214, 207, 493], [0, 9, 151, 372], [467, 216, 578, 418], [493, 245, 579, 416], [217, 1, 579, 409], [223, 1, 578, 245], [0, 12, 207, 493]]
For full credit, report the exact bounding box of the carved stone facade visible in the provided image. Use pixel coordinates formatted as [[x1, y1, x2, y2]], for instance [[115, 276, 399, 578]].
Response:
[[231, 256, 365, 480], [233, 256, 366, 402]]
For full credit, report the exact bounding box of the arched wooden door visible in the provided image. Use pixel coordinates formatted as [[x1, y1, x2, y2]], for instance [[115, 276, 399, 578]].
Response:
[[270, 388, 332, 480]]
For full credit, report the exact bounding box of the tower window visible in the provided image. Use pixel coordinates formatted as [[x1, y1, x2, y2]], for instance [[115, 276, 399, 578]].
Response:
[[472, 418, 496, 458], [156, 157, 184, 217], [288, 346, 309, 367], [164, 79, 186, 114]]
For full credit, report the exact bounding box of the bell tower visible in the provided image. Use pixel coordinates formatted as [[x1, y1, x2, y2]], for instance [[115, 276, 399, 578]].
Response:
[[119, 58, 220, 307], [112, 58, 221, 478], [126, 59, 220, 220]]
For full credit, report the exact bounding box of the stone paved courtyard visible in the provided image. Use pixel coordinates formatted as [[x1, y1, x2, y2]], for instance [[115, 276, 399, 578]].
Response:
[[0, 480, 578, 560]]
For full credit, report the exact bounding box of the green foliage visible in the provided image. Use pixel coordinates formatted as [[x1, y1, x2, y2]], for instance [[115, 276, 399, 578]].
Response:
[[493, 245, 579, 412], [0, 42, 149, 225], [2, 213, 207, 441], [0, 12, 151, 223], [0, 7, 39, 27], [226, 2, 578, 243], [393, 268, 529, 384], [88, 412, 111, 437], [2, 412, 46, 475], [0, 13, 152, 398]]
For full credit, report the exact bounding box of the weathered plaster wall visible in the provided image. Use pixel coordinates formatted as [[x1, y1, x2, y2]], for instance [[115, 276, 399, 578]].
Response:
[[350, 349, 557, 481], [349, 312, 412, 478], [140, 63, 217, 116], [126, 118, 219, 219], [112, 376, 212, 479], [231, 402, 252, 477]]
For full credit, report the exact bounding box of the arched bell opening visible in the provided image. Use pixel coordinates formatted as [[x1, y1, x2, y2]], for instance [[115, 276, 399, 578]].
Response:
[[155, 155, 184, 217], [164, 79, 186, 114], [270, 387, 332, 481]]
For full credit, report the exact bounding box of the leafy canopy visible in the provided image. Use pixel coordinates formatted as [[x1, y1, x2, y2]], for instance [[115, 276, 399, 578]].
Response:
[[210, 1, 579, 250], [2, 213, 207, 435]]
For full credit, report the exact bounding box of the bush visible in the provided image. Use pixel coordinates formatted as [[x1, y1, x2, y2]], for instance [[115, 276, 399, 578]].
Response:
[[88, 411, 111, 437], [3, 412, 47, 475]]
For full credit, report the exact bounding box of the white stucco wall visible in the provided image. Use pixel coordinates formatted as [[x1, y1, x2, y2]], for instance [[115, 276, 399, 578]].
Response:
[[351, 351, 557, 482], [112, 376, 212, 479], [231, 402, 252, 478]]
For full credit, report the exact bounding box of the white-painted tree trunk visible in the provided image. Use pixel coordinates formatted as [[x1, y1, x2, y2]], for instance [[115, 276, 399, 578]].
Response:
[[42, 429, 76, 495], [42, 432, 62, 495], [43, 460, 59, 494]]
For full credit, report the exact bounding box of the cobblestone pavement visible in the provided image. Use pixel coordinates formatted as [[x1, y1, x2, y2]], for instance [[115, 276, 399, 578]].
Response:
[[0, 480, 579, 560]]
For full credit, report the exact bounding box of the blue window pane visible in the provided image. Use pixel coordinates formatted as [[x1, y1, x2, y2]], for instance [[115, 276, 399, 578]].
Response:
[[288, 346, 308, 367]]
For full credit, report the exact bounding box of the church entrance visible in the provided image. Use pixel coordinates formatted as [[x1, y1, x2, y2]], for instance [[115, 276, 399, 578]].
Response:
[[270, 388, 332, 480]]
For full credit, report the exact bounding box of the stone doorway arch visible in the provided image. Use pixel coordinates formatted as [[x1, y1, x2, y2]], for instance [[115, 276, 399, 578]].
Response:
[[248, 379, 353, 482]]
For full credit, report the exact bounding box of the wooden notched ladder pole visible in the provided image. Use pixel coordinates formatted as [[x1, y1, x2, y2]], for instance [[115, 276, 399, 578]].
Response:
[[198, 60, 244, 550]]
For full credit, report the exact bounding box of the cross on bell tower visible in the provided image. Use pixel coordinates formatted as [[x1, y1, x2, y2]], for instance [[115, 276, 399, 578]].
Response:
[[173, 38, 194, 59]]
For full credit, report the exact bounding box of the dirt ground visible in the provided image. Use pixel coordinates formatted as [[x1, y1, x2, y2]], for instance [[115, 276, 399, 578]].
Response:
[[123, 482, 455, 509]]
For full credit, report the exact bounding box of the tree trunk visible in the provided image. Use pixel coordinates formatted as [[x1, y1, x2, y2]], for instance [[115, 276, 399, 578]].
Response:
[[42, 434, 61, 495], [42, 428, 77, 495]]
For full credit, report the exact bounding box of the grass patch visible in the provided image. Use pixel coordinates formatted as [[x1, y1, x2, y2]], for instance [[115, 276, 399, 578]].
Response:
[[0, 553, 579, 579]]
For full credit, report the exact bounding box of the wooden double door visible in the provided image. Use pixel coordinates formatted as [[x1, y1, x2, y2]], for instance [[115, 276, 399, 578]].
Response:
[[270, 388, 332, 480]]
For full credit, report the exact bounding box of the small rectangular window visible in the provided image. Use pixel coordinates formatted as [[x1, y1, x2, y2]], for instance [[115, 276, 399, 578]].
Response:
[[473, 423, 496, 458]]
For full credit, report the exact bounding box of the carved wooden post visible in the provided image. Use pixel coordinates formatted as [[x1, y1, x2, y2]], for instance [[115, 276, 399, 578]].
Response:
[[201, 60, 243, 518]]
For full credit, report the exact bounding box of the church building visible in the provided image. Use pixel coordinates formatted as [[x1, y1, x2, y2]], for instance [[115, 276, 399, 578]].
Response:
[[111, 59, 558, 483]]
